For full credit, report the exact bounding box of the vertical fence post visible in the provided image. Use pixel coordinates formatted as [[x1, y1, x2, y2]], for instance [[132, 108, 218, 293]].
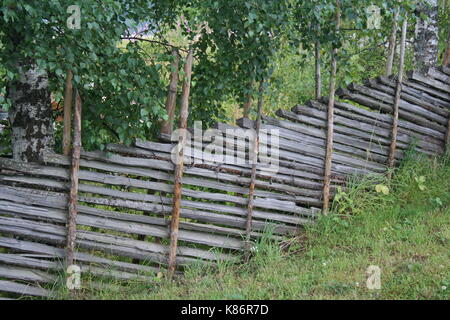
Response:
[[445, 116, 450, 153], [322, 2, 341, 215], [63, 70, 73, 156], [315, 41, 322, 99], [66, 89, 82, 268], [386, 9, 399, 76], [388, 15, 408, 176], [168, 47, 194, 277], [161, 49, 180, 136], [245, 79, 264, 250]]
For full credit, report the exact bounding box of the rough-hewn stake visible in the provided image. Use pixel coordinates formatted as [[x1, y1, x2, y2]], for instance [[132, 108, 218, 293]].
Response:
[[161, 49, 180, 135], [446, 116, 450, 152], [245, 80, 264, 245], [168, 48, 194, 276], [315, 41, 322, 99], [63, 70, 73, 156], [386, 9, 399, 76], [66, 89, 82, 268], [322, 3, 341, 215], [388, 16, 408, 174]]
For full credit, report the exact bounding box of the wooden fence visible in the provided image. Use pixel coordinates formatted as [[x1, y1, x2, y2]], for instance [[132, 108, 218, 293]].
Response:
[[0, 66, 448, 298]]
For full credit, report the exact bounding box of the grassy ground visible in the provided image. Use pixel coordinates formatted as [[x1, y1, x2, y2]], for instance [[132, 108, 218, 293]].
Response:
[[57, 153, 449, 300]]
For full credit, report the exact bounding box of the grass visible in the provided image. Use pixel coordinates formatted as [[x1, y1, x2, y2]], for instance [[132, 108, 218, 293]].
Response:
[[54, 152, 449, 300]]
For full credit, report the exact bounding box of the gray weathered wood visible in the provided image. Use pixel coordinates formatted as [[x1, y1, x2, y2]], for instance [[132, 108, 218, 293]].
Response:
[[365, 78, 449, 126], [0, 265, 56, 283], [0, 280, 50, 297], [0, 254, 150, 281], [0, 237, 158, 274], [377, 76, 449, 108], [0, 186, 310, 233], [348, 83, 448, 125], [337, 88, 447, 133], [408, 71, 450, 94], [427, 68, 450, 85], [0, 215, 234, 264]]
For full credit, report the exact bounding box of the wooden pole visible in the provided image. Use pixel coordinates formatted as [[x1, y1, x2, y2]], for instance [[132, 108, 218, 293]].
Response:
[[386, 9, 399, 76], [322, 2, 341, 215], [63, 70, 73, 156], [388, 15, 408, 175], [161, 49, 180, 135], [315, 41, 322, 99], [446, 117, 450, 153], [168, 48, 194, 276], [245, 80, 264, 247], [152, 51, 180, 250], [66, 88, 82, 268]]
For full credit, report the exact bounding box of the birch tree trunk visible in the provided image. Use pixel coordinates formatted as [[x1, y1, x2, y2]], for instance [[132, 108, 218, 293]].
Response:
[[8, 61, 54, 162], [414, 0, 439, 72]]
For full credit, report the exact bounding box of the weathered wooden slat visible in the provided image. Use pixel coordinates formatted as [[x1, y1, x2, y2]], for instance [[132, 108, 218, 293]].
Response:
[[330, 99, 444, 154], [0, 254, 152, 282], [0, 265, 56, 283], [260, 115, 390, 158], [73, 172, 316, 219], [281, 107, 401, 148], [107, 143, 172, 161], [225, 120, 386, 173], [78, 203, 301, 236], [403, 78, 450, 103], [114, 140, 333, 184], [428, 68, 450, 84], [78, 186, 317, 221], [236, 121, 387, 170], [0, 280, 50, 297], [136, 123, 344, 186], [238, 117, 386, 175], [408, 71, 450, 94], [0, 214, 235, 263], [348, 83, 448, 125], [0, 253, 56, 270], [0, 192, 243, 251], [252, 117, 387, 175], [440, 66, 450, 76], [0, 185, 243, 251], [364, 79, 448, 133], [175, 134, 326, 188], [135, 139, 342, 191], [0, 237, 158, 274], [135, 139, 173, 153], [302, 99, 443, 155], [0, 185, 308, 234], [40, 153, 325, 205], [377, 76, 449, 111], [337, 88, 447, 133]]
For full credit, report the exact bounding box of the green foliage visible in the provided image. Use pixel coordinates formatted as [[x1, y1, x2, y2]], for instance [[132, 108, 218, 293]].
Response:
[[0, 0, 182, 149], [0, 0, 446, 149], [438, 0, 450, 64]]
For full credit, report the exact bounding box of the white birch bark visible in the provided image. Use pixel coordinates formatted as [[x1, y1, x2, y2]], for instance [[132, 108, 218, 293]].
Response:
[[8, 62, 54, 162], [414, 0, 439, 72]]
